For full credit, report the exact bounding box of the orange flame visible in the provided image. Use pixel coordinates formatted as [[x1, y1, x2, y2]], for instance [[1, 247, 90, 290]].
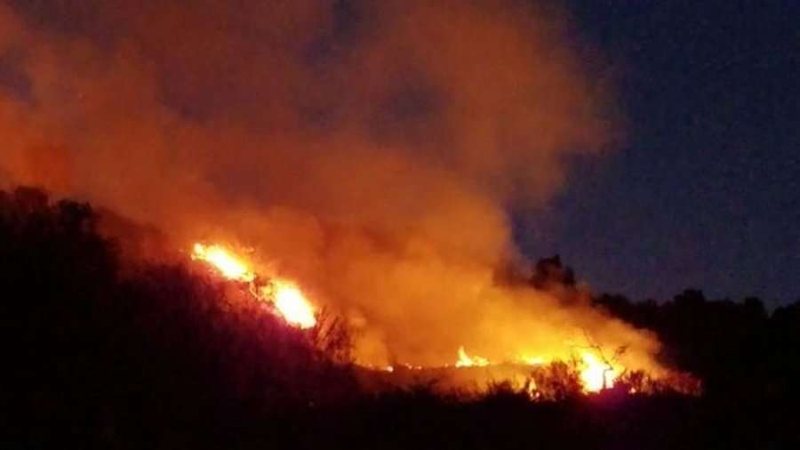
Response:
[[192, 243, 255, 282], [455, 346, 490, 368], [260, 280, 317, 329], [578, 351, 617, 392], [192, 242, 316, 329], [454, 346, 619, 393]]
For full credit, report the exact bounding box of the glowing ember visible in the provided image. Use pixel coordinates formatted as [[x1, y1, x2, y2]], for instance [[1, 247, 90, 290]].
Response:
[[267, 280, 317, 329], [579, 352, 617, 392], [455, 346, 490, 368], [192, 243, 255, 282]]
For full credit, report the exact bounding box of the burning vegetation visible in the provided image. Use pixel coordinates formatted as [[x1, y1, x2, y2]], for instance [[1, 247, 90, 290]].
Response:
[[0, 0, 797, 446], [6, 187, 799, 450], [188, 240, 696, 397], [191, 243, 317, 329], [0, 0, 707, 406], [0, 0, 691, 398]]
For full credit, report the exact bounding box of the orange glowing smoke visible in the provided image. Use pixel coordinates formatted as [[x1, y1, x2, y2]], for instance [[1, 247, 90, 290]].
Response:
[[192, 242, 316, 329], [191, 243, 642, 393]]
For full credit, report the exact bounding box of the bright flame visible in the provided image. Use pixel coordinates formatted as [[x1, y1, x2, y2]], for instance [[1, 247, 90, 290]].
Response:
[[192, 243, 255, 282], [455, 346, 490, 368], [269, 280, 317, 329], [521, 356, 546, 365], [453, 346, 619, 393], [579, 352, 617, 392], [191, 242, 317, 329]]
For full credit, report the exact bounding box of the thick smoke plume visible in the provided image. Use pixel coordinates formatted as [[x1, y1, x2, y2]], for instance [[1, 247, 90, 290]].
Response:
[[0, 1, 661, 372]]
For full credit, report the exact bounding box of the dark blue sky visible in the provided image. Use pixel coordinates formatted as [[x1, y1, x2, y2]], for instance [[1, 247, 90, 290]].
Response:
[[517, 1, 800, 305]]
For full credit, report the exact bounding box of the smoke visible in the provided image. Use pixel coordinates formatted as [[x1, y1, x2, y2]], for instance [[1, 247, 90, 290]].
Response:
[[0, 1, 660, 372]]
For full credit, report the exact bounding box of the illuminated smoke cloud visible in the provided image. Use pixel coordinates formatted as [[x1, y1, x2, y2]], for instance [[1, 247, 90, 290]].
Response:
[[0, 1, 663, 374]]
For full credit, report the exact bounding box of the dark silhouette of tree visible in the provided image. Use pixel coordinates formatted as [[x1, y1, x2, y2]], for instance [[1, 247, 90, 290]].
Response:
[[530, 255, 576, 289], [594, 288, 799, 401]]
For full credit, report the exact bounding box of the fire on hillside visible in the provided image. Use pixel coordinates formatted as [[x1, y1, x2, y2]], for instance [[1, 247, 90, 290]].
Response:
[[192, 243, 317, 330], [189, 242, 697, 397]]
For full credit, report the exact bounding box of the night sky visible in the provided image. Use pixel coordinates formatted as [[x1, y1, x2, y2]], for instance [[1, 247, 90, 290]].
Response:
[[517, 1, 800, 305]]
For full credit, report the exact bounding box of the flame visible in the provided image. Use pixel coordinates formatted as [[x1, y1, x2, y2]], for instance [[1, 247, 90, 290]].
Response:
[[192, 242, 316, 329], [579, 351, 617, 392], [521, 356, 546, 365], [264, 280, 317, 329], [455, 346, 490, 368], [192, 243, 255, 282], [453, 346, 619, 393]]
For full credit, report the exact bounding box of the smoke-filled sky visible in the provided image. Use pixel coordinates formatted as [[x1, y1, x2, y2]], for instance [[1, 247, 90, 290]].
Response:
[[0, 0, 794, 370], [4, 1, 795, 308], [0, 0, 669, 370]]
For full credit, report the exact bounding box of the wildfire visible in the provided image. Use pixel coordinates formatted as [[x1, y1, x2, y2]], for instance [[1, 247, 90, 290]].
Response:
[[192, 243, 255, 282], [455, 346, 490, 368], [579, 351, 617, 392], [190, 242, 643, 395], [192, 242, 317, 329], [454, 346, 619, 393]]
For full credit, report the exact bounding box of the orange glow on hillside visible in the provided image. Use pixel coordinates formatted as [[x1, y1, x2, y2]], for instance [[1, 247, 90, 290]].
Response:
[[192, 243, 255, 282], [191, 242, 316, 329], [190, 242, 658, 396], [263, 280, 317, 329], [454, 346, 620, 393]]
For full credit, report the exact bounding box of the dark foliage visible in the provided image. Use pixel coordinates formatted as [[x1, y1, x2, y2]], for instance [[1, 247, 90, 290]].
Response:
[[593, 289, 800, 400], [2, 187, 800, 449], [531, 254, 576, 289], [0, 187, 356, 448]]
